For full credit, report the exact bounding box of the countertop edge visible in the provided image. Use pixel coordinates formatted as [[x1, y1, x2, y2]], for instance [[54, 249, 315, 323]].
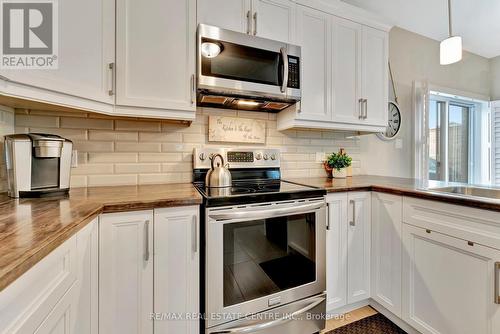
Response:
[[0, 209, 101, 292]]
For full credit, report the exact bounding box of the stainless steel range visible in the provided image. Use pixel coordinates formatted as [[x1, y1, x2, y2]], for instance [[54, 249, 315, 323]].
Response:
[[193, 148, 327, 334]]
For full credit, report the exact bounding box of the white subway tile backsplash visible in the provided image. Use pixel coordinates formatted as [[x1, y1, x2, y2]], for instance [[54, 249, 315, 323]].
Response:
[[60, 117, 113, 130], [115, 142, 161, 153], [13, 108, 361, 188]]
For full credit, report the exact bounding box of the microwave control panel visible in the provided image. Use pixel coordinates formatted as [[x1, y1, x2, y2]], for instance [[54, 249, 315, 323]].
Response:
[[287, 56, 300, 89]]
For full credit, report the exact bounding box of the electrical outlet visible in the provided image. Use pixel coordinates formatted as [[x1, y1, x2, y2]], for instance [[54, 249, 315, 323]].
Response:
[[71, 150, 78, 168], [315, 152, 326, 162]]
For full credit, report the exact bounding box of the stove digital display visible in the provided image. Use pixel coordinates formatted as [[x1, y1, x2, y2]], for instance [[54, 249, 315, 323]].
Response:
[[227, 151, 254, 163]]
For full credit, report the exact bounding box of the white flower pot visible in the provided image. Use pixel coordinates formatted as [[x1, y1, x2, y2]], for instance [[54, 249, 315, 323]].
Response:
[[333, 168, 347, 179]]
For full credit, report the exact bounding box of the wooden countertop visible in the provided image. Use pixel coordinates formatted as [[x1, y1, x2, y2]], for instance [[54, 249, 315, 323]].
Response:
[[0, 183, 202, 292], [287, 175, 500, 212]]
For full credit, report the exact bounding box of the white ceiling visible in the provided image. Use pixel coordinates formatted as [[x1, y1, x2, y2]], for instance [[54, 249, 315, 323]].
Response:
[[341, 0, 500, 59]]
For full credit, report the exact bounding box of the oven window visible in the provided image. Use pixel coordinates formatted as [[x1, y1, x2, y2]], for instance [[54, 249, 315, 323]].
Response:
[[223, 213, 316, 307], [201, 38, 281, 86]]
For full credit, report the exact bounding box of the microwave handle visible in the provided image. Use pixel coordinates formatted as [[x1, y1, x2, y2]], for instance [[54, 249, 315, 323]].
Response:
[[280, 47, 289, 93]]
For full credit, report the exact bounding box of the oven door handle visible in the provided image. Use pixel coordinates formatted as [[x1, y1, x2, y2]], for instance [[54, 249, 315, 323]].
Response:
[[279, 47, 289, 93], [208, 202, 324, 221], [212, 294, 326, 333]]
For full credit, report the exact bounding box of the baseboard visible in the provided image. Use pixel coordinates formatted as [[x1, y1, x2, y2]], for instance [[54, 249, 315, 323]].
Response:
[[326, 299, 370, 317], [369, 299, 420, 334]]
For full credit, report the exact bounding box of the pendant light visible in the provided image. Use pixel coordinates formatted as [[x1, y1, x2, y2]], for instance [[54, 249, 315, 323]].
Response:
[[440, 0, 462, 65]]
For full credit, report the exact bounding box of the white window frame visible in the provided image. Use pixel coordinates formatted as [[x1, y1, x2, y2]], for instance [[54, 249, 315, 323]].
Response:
[[414, 82, 491, 183]]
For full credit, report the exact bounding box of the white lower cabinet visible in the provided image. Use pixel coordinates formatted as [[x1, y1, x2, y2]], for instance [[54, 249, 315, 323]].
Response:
[[99, 207, 200, 334], [154, 206, 199, 334], [346, 192, 371, 304], [402, 223, 500, 334], [326, 193, 348, 311], [326, 191, 370, 311], [371, 193, 402, 317], [99, 211, 154, 334], [0, 218, 98, 334]]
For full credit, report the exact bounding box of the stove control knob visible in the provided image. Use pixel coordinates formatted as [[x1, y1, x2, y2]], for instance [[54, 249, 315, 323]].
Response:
[[256, 153, 262, 160], [263, 154, 269, 160], [270, 154, 277, 160], [199, 153, 206, 161]]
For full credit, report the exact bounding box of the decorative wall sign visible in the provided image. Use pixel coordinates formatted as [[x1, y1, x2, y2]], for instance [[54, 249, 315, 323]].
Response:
[[208, 116, 266, 144]]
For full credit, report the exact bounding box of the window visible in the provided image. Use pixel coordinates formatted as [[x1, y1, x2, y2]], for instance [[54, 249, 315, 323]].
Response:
[[427, 92, 490, 184]]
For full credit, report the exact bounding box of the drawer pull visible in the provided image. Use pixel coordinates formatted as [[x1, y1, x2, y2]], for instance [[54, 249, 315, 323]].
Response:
[[426, 229, 431, 234], [495, 262, 500, 304]]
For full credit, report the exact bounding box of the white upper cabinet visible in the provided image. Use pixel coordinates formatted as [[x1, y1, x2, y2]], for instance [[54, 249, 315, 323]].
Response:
[[197, 0, 251, 33], [371, 193, 402, 317], [277, 2, 390, 132], [197, 0, 294, 42], [402, 224, 500, 334], [294, 5, 331, 122], [251, 0, 295, 43], [361, 26, 388, 127], [331, 16, 362, 124], [0, 0, 115, 109], [115, 0, 196, 119]]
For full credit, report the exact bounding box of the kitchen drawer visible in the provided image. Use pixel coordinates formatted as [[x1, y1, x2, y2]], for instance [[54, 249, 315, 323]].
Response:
[[0, 236, 77, 333], [403, 197, 500, 250]]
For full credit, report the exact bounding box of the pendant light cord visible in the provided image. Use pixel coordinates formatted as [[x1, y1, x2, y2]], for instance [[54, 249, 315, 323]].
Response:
[[448, 0, 453, 36]]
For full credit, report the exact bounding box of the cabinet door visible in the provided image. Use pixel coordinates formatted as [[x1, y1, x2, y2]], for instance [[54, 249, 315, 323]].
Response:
[[34, 282, 79, 334], [0, 0, 114, 104], [74, 219, 99, 334], [99, 211, 154, 334], [331, 17, 362, 124], [326, 193, 348, 311], [251, 0, 295, 43], [361, 26, 388, 127], [116, 0, 196, 112], [295, 5, 331, 121], [154, 206, 199, 334], [198, 0, 251, 33], [402, 224, 500, 334], [347, 192, 371, 304], [371, 193, 402, 317]]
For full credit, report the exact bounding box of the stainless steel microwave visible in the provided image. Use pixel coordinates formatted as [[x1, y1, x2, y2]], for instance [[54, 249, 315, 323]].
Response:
[[197, 24, 301, 112]]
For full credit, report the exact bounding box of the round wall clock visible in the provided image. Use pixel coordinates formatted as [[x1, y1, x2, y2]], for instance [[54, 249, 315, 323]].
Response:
[[377, 101, 401, 140], [377, 61, 402, 140]]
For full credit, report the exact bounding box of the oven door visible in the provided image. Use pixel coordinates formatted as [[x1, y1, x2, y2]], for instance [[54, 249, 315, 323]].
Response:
[[197, 24, 301, 101], [205, 198, 326, 329]]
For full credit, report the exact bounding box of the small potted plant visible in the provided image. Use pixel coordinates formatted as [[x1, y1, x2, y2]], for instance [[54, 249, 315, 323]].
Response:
[[324, 149, 352, 178]]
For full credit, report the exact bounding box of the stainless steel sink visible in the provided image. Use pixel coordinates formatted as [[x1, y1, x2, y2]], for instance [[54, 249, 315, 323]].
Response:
[[430, 186, 500, 200]]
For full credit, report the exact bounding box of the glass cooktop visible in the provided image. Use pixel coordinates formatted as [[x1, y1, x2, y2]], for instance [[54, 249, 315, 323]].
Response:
[[194, 180, 326, 207]]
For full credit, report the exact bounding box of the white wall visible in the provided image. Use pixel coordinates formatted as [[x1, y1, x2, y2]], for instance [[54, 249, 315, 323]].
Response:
[[0, 105, 15, 191], [491, 56, 500, 101], [359, 27, 491, 178]]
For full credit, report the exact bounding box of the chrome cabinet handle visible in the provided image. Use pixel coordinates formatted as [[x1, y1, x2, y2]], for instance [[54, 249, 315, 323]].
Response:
[[192, 215, 198, 253], [349, 200, 356, 226], [190, 74, 195, 105], [495, 262, 500, 304], [280, 47, 288, 93], [144, 220, 150, 262], [358, 99, 364, 119], [246, 10, 251, 34], [363, 99, 368, 119], [212, 293, 326, 333], [253, 12, 258, 35], [108, 63, 115, 96], [326, 204, 330, 230]]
